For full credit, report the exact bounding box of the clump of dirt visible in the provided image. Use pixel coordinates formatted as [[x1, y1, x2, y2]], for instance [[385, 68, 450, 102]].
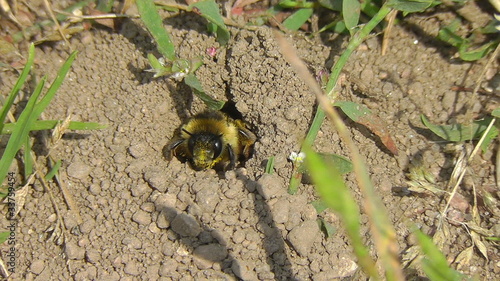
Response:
[[0, 2, 498, 280]]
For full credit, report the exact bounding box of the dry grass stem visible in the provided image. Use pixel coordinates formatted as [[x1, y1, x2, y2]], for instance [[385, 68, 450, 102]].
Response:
[[382, 10, 398, 56], [43, 0, 71, 47]]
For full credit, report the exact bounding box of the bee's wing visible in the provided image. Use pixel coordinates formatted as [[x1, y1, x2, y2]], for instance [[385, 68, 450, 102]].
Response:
[[226, 144, 236, 170], [236, 124, 256, 160]]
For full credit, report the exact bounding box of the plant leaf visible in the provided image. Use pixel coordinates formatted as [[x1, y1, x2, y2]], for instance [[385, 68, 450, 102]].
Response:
[[421, 115, 498, 152], [387, 0, 436, 13], [311, 199, 329, 213], [190, 0, 230, 46], [491, 108, 500, 118], [1, 120, 108, 135], [137, 0, 176, 61], [300, 153, 352, 174], [304, 145, 379, 278], [0, 76, 46, 184], [32, 51, 78, 118], [45, 159, 62, 181], [184, 74, 225, 110], [414, 228, 466, 280], [335, 101, 399, 155], [318, 0, 341, 11], [265, 156, 275, 174], [458, 40, 498, 61], [282, 8, 314, 31], [0, 231, 9, 244], [0, 43, 35, 134], [317, 218, 337, 238], [343, 0, 360, 35], [0, 51, 77, 183]]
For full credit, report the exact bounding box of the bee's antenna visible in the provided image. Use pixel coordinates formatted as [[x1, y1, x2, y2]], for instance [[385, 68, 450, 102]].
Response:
[[182, 129, 193, 136]]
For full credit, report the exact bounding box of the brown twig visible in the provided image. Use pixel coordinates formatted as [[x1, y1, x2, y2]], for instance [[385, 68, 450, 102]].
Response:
[[43, 0, 71, 48], [381, 10, 398, 56]]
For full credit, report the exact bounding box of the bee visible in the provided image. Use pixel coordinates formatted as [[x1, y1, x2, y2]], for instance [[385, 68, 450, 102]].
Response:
[[164, 110, 256, 171]]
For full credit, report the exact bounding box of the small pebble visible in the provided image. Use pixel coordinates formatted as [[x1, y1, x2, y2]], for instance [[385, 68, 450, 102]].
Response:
[[122, 235, 142, 249], [65, 241, 85, 260], [256, 174, 284, 200], [67, 162, 92, 179], [287, 220, 320, 256], [85, 249, 101, 264], [171, 213, 201, 237], [30, 260, 45, 275], [143, 169, 169, 193], [128, 143, 148, 158], [124, 261, 140, 276], [271, 199, 289, 224], [232, 260, 258, 281], [132, 210, 151, 225], [193, 244, 228, 269], [196, 187, 220, 213]]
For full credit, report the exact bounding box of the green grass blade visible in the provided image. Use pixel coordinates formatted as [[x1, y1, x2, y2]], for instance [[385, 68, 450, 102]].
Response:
[[279, 0, 315, 9], [0, 231, 9, 244], [45, 159, 62, 181], [137, 0, 176, 61], [265, 156, 275, 174], [290, 4, 392, 193], [1, 120, 107, 134], [1, 50, 78, 183], [0, 76, 46, 183], [0, 43, 35, 134], [32, 51, 78, 118], [24, 137, 33, 176], [190, 0, 230, 46], [414, 228, 467, 281], [304, 145, 380, 279]]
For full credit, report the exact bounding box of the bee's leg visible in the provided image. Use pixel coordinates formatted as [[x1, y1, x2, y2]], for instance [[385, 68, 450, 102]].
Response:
[[163, 138, 185, 161], [226, 144, 236, 170], [238, 127, 256, 160]]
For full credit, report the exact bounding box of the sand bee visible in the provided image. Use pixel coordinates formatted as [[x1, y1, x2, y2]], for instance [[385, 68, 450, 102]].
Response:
[[164, 110, 256, 171]]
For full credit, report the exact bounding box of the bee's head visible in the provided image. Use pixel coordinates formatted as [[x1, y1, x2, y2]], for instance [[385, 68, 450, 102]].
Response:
[[184, 129, 223, 170]]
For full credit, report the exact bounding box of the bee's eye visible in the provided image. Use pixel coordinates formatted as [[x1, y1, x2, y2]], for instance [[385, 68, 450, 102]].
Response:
[[212, 137, 223, 159]]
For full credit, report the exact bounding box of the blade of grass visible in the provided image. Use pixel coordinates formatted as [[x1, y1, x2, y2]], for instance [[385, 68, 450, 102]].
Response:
[[265, 156, 275, 174], [289, 3, 393, 194], [137, 0, 176, 61], [24, 136, 33, 177], [1, 120, 107, 134], [45, 159, 62, 181], [32, 51, 78, 118], [413, 228, 466, 280], [0, 76, 46, 183], [0, 43, 35, 134], [0, 231, 9, 243], [0, 51, 77, 183], [10, 1, 94, 43], [304, 145, 379, 278], [276, 19, 404, 279]]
